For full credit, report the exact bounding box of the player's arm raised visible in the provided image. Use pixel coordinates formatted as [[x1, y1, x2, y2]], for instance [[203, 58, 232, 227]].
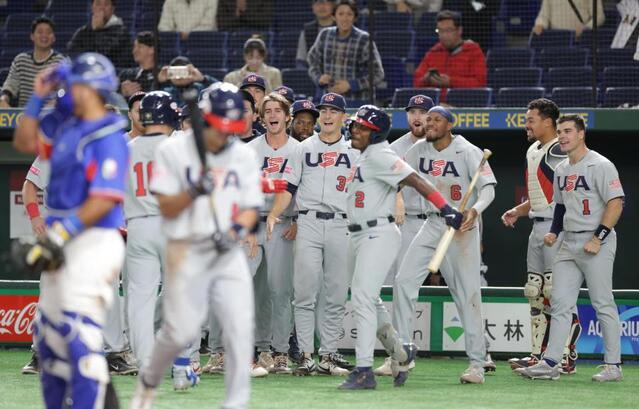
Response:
[[13, 69, 57, 153], [400, 173, 463, 229]]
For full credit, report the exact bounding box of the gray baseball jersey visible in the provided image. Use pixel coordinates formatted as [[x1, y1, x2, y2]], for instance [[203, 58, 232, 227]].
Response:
[[26, 156, 49, 207], [553, 150, 625, 232], [389, 133, 427, 215]]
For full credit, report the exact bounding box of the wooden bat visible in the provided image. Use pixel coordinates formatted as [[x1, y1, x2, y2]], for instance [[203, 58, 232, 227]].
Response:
[[427, 149, 493, 273]]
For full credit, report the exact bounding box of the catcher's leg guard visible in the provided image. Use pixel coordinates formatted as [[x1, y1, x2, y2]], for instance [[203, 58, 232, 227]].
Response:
[[510, 272, 548, 369], [560, 313, 582, 375], [376, 323, 408, 363], [37, 336, 69, 409]]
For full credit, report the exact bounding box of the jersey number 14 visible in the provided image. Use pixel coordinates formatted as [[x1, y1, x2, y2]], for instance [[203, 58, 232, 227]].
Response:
[[133, 161, 154, 197]]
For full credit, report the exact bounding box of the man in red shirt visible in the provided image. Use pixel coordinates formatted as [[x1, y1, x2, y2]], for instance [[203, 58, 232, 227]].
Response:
[[413, 10, 487, 101]]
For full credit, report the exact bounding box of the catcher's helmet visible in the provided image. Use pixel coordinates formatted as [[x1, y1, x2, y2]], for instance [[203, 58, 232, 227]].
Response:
[[198, 82, 246, 134], [349, 104, 391, 144], [66, 53, 118, 97], [139, 91, 180, 127]]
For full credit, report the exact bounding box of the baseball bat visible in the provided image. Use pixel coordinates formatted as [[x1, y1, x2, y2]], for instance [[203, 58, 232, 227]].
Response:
[[427, 149, 492, 274]]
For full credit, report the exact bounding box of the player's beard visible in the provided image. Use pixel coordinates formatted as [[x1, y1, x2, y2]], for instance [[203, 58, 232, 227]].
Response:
[[410, 123, 426, 138], [426, 129, 446, 142]]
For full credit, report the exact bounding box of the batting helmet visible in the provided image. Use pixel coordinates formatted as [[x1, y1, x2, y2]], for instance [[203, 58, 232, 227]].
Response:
[[66, 53, 118, 97], [199, 82, 246, 134], [349, 105, 391, 144], [139, 91, 180, 127]]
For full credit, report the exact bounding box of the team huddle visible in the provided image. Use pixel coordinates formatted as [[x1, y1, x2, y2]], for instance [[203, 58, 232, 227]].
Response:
[[11, 52, 625, 409]]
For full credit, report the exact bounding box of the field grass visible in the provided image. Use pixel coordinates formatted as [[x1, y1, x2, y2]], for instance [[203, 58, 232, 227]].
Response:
[[1, 349, 637, 409]]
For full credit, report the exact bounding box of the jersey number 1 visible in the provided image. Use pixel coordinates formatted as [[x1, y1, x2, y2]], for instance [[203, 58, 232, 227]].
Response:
[[133, 161, 154, 197], [582, 199, 591, 215]]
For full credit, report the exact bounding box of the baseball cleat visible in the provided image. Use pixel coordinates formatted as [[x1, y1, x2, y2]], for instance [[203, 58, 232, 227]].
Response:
[[130, 376, 157, 409], [484, 353, 497, 373], [293, 353, 317, 376], [171, 364, 200, 390], [21, 352, 39, 375], [318, 354, 350, 376], [203, 352, 224, 374], [338, 368, 377, 390], [107, 351, 139, 376], [508, 354, 539, 370], [592, 365, 622, 382], [374, 356, 415, 376], [460, 365, 485, 384], [515, 360, 560, 380], [331, 352, 355, 370], [251, 362, 269, 378], [257, 351, 275, 372], [560, 352, 577, 375], [273, 353, 293, 374], [394, 370, 409, 387]]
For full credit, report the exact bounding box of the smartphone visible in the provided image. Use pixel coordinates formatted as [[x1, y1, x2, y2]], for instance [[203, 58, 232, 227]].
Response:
[[167, 66, 189, 80], [428, 68, 440, 78]]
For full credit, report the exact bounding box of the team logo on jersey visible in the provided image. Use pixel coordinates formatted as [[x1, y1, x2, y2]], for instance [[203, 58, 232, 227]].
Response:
[[609, 178, 622, 189], [186, 167, 241, 189], [101, 158, 118, 180], [262, 157, 290, 174], [558, 174, 590, 192], [346, 166, 364, 183], [419, 158, 460, 177], [305, 152, 352, 168], [391, 159, 405, 173]]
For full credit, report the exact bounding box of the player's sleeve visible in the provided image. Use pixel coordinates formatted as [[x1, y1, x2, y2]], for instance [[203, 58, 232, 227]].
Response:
[[403, 142, 420, 170], [240, 148, 265, 210], [552, 166, 564, 205], [25, 156, 49, 190], [84, 132, 129, 201], [374, 149, 414, 186], [284, 142, 303, 187], [466, 147, 497, 187], [149, 140, 182, 196], [597, 160, 625, 202]]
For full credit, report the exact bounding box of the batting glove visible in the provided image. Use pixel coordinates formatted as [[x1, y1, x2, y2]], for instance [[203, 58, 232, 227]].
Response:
[[440, 205, 463, 230]]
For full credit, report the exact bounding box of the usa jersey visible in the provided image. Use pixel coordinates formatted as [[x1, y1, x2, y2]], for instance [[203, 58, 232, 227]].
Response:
[[390, 132, 427, 215], [404, 135, 497, 213], [553, 150, 624, 232], [124, 134, 168, 220], [247, 134, 299, 215], [346, 142, 413, 225], [150, 130, 264, 240], [285, 134, 359, 213], [40, 112, 129, 229]]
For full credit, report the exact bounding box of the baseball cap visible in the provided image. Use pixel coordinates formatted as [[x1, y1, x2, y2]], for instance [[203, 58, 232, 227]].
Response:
[[127, 91, 146, 110], [428, 105, 454, 123], [405, 94, 434, 112], [291, 99, 319, 119], [316, 92, 346, 112], [274, 85, 295, 103], [170, 56, 191, 66], [240, 73, 267, 91]]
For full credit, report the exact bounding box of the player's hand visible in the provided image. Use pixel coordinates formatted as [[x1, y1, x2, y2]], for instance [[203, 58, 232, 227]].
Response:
[[187, 172, 215, 198], [431, 74, 450, 88], [31, 216, 46, 237], [460, 208, 478, 232], [319, 74, 332, 86], [575, 24, 584, 38], [329, 80, 350, 94], [501, 208, 519, 228], [584, 236, 601, 255], [120, 80, 141, 97], [440, 204, 463, 230], [532, 24, 543, 35], [395, 212, 405, 226], [266, 213, 281, 241], [244, 234, 258, 259], [543, 232, 557, 247], [33, 68, 58, 98], [282, 222, 297, 241], [261, 177, 287, 193]]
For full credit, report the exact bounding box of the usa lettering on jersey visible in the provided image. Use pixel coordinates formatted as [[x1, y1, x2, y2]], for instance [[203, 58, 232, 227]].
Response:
[[558, 174, 591, 192], [262, 156, 291, 174], [186, 167, 241, 189], [305, 152, 352, 168], [418, 158, 460, 177]]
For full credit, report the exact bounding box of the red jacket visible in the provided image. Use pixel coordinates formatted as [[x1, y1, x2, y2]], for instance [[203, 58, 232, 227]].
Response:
[[413, 40, 487, 101]]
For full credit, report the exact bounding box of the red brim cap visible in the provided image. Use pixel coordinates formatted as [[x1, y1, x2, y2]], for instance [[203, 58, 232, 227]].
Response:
[[204, 113, 247, 134], [353, 116, 380, 131]]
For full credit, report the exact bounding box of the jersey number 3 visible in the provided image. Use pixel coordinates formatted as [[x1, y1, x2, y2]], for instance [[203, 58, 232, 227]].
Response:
[[133, 161, 154, 197]]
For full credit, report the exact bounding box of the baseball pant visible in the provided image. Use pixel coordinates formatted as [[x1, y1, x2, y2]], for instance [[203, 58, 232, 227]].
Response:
[[103, 275, 127, 353], [143, 241, 254, 409], [349, 223, 400, 367], [545, 231, 621, 364], [384, 215, 424, 285], [393, 215, 486, 365]]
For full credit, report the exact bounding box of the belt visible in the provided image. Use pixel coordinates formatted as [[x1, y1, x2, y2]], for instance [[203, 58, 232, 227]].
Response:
[[533, 217, 552, 222], [348, 216, 395, 232], [259, 215, 291, 222], [299, 210, 347, 220], [406, 213, 428, 220]]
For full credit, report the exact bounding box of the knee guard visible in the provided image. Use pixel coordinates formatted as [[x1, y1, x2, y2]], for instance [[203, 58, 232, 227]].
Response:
[[524, 272, 544, 299], [528, 291, 548, 357], [542, 272, 553, 300]]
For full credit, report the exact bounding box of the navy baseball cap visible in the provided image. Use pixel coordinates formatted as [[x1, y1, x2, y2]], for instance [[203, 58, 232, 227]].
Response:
[[405, 94, 434, 112], [428, 105, 454, 123], [291, 99, 319, 119], [274, 85, 295, 103], [240, 73, 267, 91], [316, 92, 346, 112]]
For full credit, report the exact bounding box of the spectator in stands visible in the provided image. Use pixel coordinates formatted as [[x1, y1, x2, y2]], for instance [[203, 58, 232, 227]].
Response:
[[217, 0, 274, 31], [0, 16, 66, 108], [413, 10, 486, 102], [224, 37, 282, 92], [533, 0, 605, 39], [68, 0, 132, 67], [382, 0, 442, 17], [452, 0, 499, 51], [296, 0, 336, 66], [159, 56, 218, 106], [308, 0, 385, 100], [119, 31, 158, 99], [158, 0, 219, 38]]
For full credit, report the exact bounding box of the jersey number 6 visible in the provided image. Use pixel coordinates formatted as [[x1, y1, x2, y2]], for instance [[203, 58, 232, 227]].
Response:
[[133, 161, 154, 197]]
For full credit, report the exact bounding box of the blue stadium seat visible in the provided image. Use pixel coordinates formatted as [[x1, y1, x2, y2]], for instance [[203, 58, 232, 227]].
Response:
[[371, 11, 412, 31], [603, 66, 639, 88], [4, 13, 43, 33], [157, 32, 180, 65], [0, 52, 16, 68], [281, 68, 315, 99], [603, 87, 639, 107], [496, 87, 545, 108], [274, 11, 315, 33], [529, 30, 574, 49], [273, 31, 300, 53], [498, 0, 541, 35], [538, 47, 589, 69], [545, 66, 593, 90], [346, 99, 367, 109], [414, 12, 438, 35], [136, 11, 160, 33], [274, 0, 308, 15], [227, 49, 245, 71], [577, 28, 616, 50], [486, 48, 533, 70], [46, 0, 90, 15], [377, 56, 409, 102], [446, 88, 492, 108], [186, 49, 226, 70], [4, 31, 34, 51], [374, 30, 415, 59], [595, 48, 639, 69], [491, 67, 542, 89], [229, 31, 273, 52], [0, 67, 10, 85], [51, 12, 89, 32], [55, 30, 75, 50], [550, 87, 597, 107], [200, 68, 228, 82], [182, 31, 228, 52], [274, 48, 298, 69], [390, 87, 440, 108]]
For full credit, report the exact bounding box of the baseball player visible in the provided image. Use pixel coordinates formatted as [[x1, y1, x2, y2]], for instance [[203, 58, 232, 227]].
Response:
[[290, 99, 319, 142], [13, 52, 129, 408], [392, 106, 497, 385], [131, 83, 263, 408], [339, 105, 463, 389], [501, 99, 582, 374], [267, 93, 358, 376], [127, 91, 146, 140], [517, 115, 624, 382], [240, 73, 267, 135], [124, 91, 180, 367]]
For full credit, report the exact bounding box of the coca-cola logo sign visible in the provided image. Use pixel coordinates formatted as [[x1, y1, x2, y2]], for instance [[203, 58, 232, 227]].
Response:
[[0, 296, 38, 343]]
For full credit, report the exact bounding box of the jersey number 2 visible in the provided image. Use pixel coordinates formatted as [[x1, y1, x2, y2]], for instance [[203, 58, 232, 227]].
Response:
[[354, 191, 365, 208], [133, 161, 154, 197]]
